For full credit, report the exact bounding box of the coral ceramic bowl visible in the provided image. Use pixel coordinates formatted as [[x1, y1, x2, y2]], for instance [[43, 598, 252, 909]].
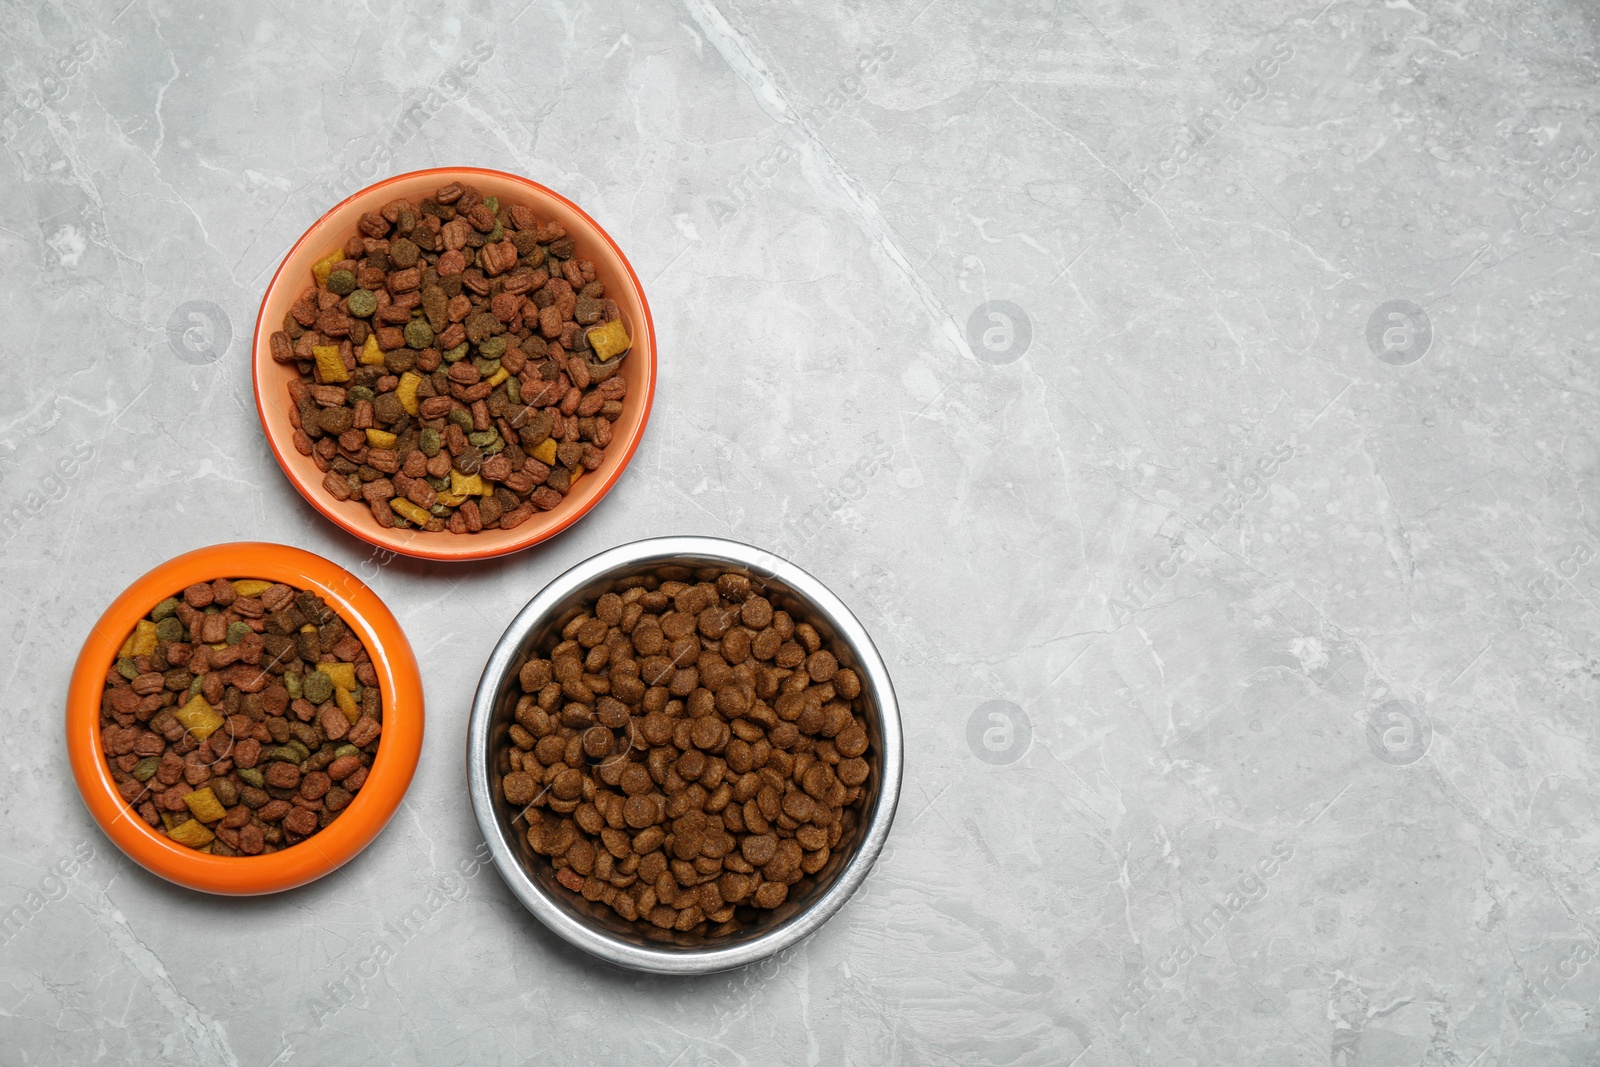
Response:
[[252, 166, 656, 561], [66, 542, 424, 895]]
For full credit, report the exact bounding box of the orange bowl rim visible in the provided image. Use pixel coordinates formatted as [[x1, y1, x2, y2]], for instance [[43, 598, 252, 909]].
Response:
[[66, 542, 425, 895], [251, 166, 657, 562]]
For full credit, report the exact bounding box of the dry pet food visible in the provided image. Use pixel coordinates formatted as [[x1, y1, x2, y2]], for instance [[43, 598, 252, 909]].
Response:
[[503, 568, 873, 935], [99, 579, 384, 855], [271, 180, 633, 534]]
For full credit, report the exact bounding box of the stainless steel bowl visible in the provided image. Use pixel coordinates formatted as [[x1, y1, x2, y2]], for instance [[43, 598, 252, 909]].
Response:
[[467, 536, 904, 974]]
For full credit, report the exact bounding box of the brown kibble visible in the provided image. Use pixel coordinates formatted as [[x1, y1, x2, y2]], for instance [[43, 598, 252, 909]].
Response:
[[292, 192, 625, 537], [837, 757, 869, 787], [328, 755, 361, 780], [347, 717, 381, 747], [805, 650, 838, 682], [504, 771, 539, 806], [741, 833, 778, 866], [691, 716, 726, 751], [101, 579, 385, 857], [620, 764, 653, 796], [835, 724, 868, 758], [672, 830, 704, 861], [283, 808, 319, 836], [500, 566, 870, 932], [741, 596, 773, 629], [552, 768, 584, 801], [300, 771, 332, 801], [623, 795, 658, 829], [319, 705, 350, 741], [581, 726, 613, 760], [264, 762, 302, 790]]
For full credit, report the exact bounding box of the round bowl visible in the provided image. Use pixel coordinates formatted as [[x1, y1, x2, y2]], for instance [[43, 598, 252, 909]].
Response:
[[252, 166, 657, 562], [467, 536, 903, 974], [66, 542, 425, 895]]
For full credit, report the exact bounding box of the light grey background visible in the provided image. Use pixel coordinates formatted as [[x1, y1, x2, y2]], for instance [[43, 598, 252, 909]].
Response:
[[2, 0, 1598, 1064]]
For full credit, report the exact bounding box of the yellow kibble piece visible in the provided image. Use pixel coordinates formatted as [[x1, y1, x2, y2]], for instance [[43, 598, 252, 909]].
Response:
[[484, 367, 509, 388], [449, 470, 486, 498], [586, 319, 630, 361], [359, 333, 386, 366], [173, 695, 224, 741], [311, 249, 344, 286], [569, 468, 583, 487], [232, 579, 273, 597], [336, 686, 361, 724], [123, 619, 159, 658], [313, 345, 350, 384], [183, 787, 228, 824], [532, 439, 558, 466], [167, 819, 215, 848], [435, 492, 468, 508], [396, 371, 422, 416], [160, 811, 186, 832], [390, 498, 431, 525], [365, 428, 397, 449], [300, 623, 317, 633], [321, 662, 356, 692]]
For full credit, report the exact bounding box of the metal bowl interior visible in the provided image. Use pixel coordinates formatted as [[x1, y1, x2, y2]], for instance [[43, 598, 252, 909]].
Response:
[[467, 536, 903, 974]]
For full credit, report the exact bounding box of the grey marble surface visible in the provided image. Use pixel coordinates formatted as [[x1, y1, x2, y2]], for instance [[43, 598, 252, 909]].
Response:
[[3, 0, 1599, 1063]]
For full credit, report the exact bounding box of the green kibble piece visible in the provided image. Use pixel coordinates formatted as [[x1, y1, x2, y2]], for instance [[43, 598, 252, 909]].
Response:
[[391, 516, 412, 529], [505, 377, 521, 404], [347, 385, 375, 402], [419, 427, 442, 457], [481, 435, 505, 455], [131, 757, 160, 782], [481, 196, 499, 215], [472, 357, 501, 378], [302, 670, 334, 705], [430, 503, 450, 517], [425, 475, 450, 491], [225, 621, 252, 646], [486, 222, 503, 243], [478, 336, 507, 359], [346, 289, 378, 317], [468, 429, 499, 449], [150, 597, 180, 622], [284, 672, 303, 700], [237, 767, 264, 789], [154, 617, 184, 643], [288, 740, 311, 763], [188, 676, 204, 696], [334, 744, 360, 760], [403, 319, 434, 349], [115, 657, 139, 680], [327, 269, 357, 296], [443, 343, 469, 363], [448, 408, 474, 431]]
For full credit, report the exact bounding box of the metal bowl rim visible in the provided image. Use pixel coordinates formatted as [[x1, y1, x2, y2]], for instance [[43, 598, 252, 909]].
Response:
[[466, 535, 904, 974]]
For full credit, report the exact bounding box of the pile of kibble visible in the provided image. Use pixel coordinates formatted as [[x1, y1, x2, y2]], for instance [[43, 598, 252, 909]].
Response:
[[270, 179, 632, 535], [99, 579, 383, 855], [503, 569, 872, 936]]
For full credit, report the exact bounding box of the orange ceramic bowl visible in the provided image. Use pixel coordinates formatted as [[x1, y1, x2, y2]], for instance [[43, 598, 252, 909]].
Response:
[[66, 543, 424, 895], [252, 166, 657, 561]]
